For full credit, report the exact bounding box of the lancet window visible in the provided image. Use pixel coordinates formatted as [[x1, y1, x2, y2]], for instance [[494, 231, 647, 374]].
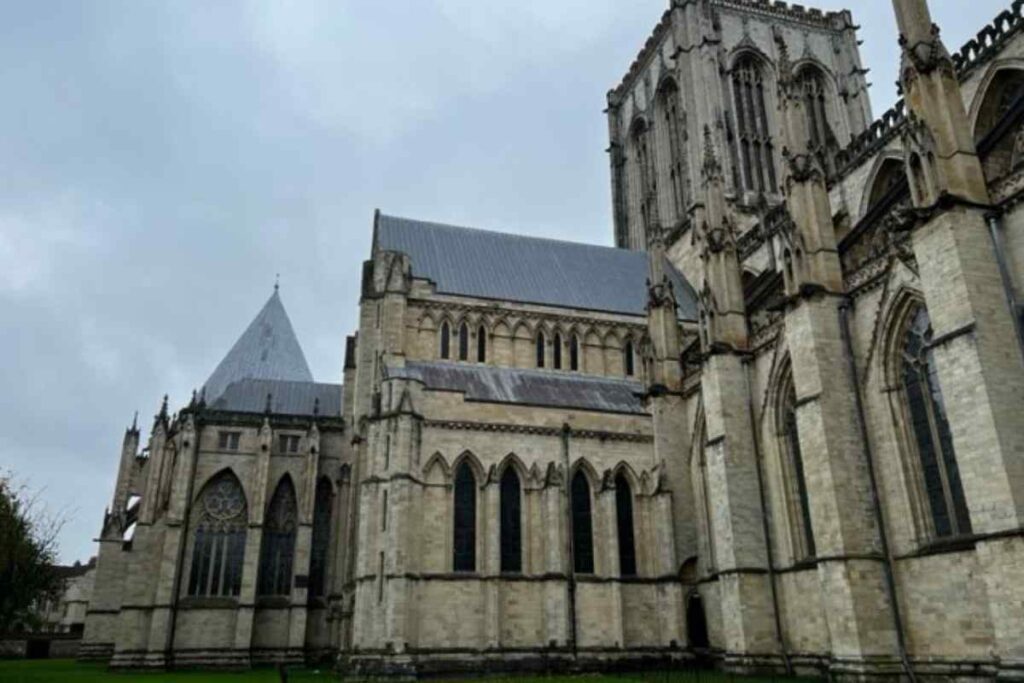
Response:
[[258, 477, 298, 596], [796, 65, 834, 170], [440, 321, 451, 360], [732, 56, 777, 194], [458, 322, 469, 361], [187, 471, 247, 598], [308, 478, 333, 598], [900, 306, 972, 538], [658, 80, 689, 223], [571, 471, 595, 574], [477, 325, 486, 363], [615, 473, 637, 577], [499, 467, 522, 573], [453, 461, 477, 572], [779, 370, 816, 561]]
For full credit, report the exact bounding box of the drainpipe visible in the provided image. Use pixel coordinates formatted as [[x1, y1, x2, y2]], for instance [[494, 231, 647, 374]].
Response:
[[838, 300, 916, 683], [167, 411, 203, 670], [985, 211, 1024, 359], [561, 423, 578, 659], [742, 356, 792, 677]]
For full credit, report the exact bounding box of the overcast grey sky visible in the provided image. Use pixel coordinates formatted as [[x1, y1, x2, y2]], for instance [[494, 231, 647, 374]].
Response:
[[0, 0, 1008, 563]]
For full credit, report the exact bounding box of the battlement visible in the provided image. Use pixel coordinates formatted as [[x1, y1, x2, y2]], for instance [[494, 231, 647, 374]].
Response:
[[609, 0, 851, 103], [834, 0, 1024, 180]]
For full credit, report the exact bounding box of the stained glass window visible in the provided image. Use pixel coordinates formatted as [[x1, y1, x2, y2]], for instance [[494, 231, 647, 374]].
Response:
[[257, 477, 297, 596], [308, 478, 333, 597], [901, 306, 972, 538], [187, 471, 247, 597]]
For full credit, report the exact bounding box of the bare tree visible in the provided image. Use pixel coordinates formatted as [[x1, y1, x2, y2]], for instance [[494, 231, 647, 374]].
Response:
[[0, 470, 65, 633]]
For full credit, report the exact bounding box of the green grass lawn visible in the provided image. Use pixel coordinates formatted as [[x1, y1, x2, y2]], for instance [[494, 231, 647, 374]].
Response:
[[0, 660, 814, 683]]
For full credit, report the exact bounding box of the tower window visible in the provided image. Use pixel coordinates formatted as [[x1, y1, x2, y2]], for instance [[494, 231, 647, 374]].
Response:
[[732, 56, 777, 194]]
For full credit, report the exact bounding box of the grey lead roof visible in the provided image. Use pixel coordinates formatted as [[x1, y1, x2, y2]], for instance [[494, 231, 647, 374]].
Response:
[[387, 361, 647, 415], [203, 290, 314, 404], [374, 213, 698, 321], [209, 378, 343, 417]]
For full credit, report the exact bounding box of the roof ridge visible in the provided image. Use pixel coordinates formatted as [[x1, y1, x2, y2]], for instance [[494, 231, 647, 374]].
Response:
[[379, 212, 630, 255]]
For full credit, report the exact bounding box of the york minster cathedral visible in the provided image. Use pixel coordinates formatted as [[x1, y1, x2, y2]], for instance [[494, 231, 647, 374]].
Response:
[[82, 0, 1024, 678]]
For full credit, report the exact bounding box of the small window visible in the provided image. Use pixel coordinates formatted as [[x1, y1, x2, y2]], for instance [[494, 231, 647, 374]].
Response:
[[440, 322, 451, 360], [554, 333, 563, 370], [477, 326, 487, 363], [278, 434, 300, 454], [458, 323, 469, 361], [570, 336, 580, 372], [536, 332, 546, 368], [218, 431, 240, 451], [381, 490, 388, 531], [623, 340, 635, 377]]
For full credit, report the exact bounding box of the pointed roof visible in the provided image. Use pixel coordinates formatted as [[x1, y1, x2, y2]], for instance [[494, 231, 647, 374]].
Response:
[[202, 289, 314, 404]]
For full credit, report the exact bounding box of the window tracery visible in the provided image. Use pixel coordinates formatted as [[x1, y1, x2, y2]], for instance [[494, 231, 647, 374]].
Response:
[[658, 80, 689, 223], [732, 56, 777, 194], [258, 477, 298, 596], [187, 472, 247, 598], [900, 306, 972, 538]]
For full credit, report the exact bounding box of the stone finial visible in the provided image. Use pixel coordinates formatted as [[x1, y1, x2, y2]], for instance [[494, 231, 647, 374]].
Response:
[[701, 126, 723, 181]]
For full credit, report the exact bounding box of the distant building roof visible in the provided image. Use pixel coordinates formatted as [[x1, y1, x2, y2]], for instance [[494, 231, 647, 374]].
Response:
[[374, 213, 698, 321], [209, 378, 343, 418], [203, 289, 314, 403], [387, 361, 647, 415]]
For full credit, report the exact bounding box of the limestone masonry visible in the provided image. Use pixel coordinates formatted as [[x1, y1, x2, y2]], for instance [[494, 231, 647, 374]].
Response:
[[81, 0, 1024, 678]]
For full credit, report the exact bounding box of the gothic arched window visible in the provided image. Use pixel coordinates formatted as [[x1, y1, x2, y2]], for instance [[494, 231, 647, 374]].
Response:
[[623, 339, 635, 377], [796, 66, 834, 164], [615, 473, 637, 577], [900, 306, 972, 538], [536, 332, 546, 368], [440, 322, 451, 360], [570, 335, 580, 372], [453, 461, 477, 572], [570, 471, 595, 574], [974, 68, 1024, 180], [258, 477, 298, 596], [631, 119, 657, 242], [658, 80, 689, 223], [458, 322, 469, 361], [499, 467, 522, 573], [554, 333, 563, 370], [187, 471, 247, 597], [732, 56, 777, 194], [779, 370, 816, 561], [477, 325, 487, 363], [309, 478, 333, 598]]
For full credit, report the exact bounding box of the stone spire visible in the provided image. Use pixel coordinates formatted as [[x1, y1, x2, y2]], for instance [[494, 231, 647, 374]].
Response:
[[893, 0, 989, 205], [695, 127, 745, 350], [774, 30, 842, 296]]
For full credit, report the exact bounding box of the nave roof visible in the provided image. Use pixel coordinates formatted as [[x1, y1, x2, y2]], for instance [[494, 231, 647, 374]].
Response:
[[374, 212, 698, 321]]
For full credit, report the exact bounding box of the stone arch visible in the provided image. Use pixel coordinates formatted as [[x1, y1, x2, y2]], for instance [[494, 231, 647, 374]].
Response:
[[191, 466, 247, 507], [610, 462, 642, 494], [970, 62, 1024, 180], [654, 75, 690, 224], [422, 452, 451, 485], [496, 452, 528, 482], [451, 450, 486, 486], [728, 49, 779, 195], [859, 153, 907, 220], [512, 320, 535, 369]]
